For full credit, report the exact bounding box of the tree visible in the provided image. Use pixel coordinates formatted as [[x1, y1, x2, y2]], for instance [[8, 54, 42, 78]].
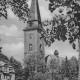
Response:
[[9, 56, 24, 80], [69, 56, 78, 80], [49, 56, 60, 80], [8, 0, 29, 22], [0, 0, 29, 21], [24, 54, 37, 80], [33, 72, 46, 80], [43, 0, 80, 48], [0, 0, 8, 19], [58, 56, 78, 80], [60, 57, 70, 80], [44, 0, 80, 79], [24, 53, 45, 80], [70, 56, 78, 69]]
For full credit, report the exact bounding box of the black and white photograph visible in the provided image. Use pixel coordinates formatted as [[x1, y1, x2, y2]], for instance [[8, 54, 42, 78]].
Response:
[[0, 0, 80, 80]]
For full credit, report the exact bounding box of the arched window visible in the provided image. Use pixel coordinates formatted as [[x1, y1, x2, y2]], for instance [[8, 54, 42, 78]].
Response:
[[29, 44, 32, 51], [40, 44, 43, 52]]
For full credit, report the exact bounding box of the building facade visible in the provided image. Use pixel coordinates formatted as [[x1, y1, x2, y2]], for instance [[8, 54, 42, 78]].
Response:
[[0, 61, 15, 80]]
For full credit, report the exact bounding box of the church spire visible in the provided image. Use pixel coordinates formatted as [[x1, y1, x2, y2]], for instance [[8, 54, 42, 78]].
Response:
[[23, 0, 45, 32], [29, 0, 41, 22]]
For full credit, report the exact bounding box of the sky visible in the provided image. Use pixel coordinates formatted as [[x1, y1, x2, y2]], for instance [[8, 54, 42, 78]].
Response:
[[0, 0, 79, 62]]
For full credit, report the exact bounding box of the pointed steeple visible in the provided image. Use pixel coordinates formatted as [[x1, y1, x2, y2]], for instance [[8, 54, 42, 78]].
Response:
[[24, 0, 45, 32], [29, 0, 41, 21]]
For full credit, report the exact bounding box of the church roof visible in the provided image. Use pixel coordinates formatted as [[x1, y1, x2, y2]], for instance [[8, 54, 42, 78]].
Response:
[[23, 0, 45, 32], [24, 23, 45, 32], [0, 52, 9, 63]]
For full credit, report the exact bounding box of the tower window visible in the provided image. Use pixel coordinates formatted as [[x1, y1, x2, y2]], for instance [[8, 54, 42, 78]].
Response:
[[30, 35, 33, 39], [29, 34, 33, 39], [29, 44, 32, 51], [40, 44, 43, 52]]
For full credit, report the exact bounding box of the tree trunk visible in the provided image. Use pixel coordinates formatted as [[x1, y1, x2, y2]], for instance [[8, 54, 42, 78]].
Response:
[[78, 36, 80, 80]]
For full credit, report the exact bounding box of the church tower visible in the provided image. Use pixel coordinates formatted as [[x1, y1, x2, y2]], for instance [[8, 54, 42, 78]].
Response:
[[23, 0, 45, 67]]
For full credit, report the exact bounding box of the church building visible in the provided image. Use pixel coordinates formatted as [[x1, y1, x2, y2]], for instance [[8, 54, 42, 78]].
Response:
[[23, 0, 45, 67]]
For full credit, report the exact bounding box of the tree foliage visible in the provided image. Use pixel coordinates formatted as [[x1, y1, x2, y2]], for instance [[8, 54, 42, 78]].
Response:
[[60, 57, 71, 78], [58, 56, 79, 80], [0, 0, 8, 19], [0, 0, 29, 21], [9, 56, 24, 80], [45, 55, 79, 80], [49, 56, 60, 80], [33, 72, 46, 80], [44, 0, 80, 48], [24, 54, 36, 80], [24, 54, 45, 80], [24, 53, 79, 80], [8, 0, 29, 22], [69, 56, 78, 80]]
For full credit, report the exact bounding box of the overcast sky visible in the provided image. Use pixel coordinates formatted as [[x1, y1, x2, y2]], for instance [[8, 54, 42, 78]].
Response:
[[0, 0, 79, 62]]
